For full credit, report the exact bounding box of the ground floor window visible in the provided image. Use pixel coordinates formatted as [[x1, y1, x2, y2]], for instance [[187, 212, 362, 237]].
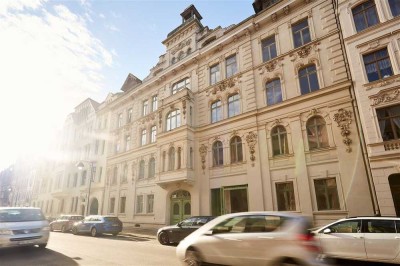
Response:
[[276, 182, 296, 211], [314, 177, 340, 210], [211, 185, 248, 216]]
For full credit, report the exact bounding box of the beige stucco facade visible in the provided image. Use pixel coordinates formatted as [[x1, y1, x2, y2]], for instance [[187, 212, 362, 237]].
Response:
[[338, 0, 400, 216]]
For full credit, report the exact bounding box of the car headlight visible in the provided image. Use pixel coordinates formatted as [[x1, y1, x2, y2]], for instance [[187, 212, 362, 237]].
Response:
[[42, 226, 50, 231], [0, 230, 13, 235]]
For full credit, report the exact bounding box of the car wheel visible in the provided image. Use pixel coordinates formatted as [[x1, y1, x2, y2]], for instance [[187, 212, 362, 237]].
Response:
[[72, 227, 78, 235], [158, 231, 169, 245], [91, 227, 97, 237], [185, 249, 202, 266], [50, 225, 54, 232], [61, 225, 67, 233], [38, 243, 47, 249]]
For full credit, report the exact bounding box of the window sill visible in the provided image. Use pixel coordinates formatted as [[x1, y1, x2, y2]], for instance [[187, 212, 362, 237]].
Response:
[[134, 213, 154, 216], [363, 74, 399, 90]]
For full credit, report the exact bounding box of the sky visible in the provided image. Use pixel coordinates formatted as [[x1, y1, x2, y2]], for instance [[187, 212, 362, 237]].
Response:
[[0, 0, 254, 170]]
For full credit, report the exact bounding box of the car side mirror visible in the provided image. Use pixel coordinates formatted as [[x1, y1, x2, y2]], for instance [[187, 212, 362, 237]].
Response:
[[177, 222, 182, 227], [323, 228, 332, 234]]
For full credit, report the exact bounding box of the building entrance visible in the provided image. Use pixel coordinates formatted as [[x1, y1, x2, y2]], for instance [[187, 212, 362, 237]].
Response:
[[170, 190, 191, 225]]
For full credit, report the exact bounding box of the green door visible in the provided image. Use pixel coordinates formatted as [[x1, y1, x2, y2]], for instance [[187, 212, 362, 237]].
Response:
[[170, 190, 191, 224]]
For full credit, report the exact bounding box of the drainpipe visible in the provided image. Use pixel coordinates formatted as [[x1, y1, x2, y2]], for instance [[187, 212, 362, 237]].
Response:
[[332, 0, 380, 215]]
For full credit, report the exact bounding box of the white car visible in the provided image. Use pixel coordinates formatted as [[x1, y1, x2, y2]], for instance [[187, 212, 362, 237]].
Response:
[[313, 216, 400, 264], [176, 211, 325, 266]]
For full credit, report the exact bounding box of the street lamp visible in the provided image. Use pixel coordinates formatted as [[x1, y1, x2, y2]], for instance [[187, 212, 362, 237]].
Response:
[[76, 161, 96, 216]]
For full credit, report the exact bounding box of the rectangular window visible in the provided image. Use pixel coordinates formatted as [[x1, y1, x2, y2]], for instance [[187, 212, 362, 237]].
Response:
[[115, 139, 120, 153], [363, 48, 393, 82], [112, 167, 118, 185], [299, 65, 319, 95], [261, 36, 277, 62], [136, 195, 143, 213], [389, 0, 400, 17], [210, 64, 220, 85], [95, 139, 99, 154], [102, 140, 106, 154], [352, 0, 379, 32], [314, 178, 340, 210], [228, 94, 240, 118], [109, 198, 115, 213], [276, 182, 296, 211], [142, 100, 148, 116], [81, 170, 87, 186], [127, 108, 133, 123], [225, 55, 237, 78], [98, 167, 103, 182], [211, 100, 222, 123], [172, 78, 190, 94], [118, 113, 123, 128], [147, 194, 154, 213], [292, 19, 311, 48], [152, 95, 158, 112], [376, 104, 400, 141], [141, 129, 147, 146], [125, 135, 131, 151], [151, 126, 157, 143], [119, 196, 126, 214]]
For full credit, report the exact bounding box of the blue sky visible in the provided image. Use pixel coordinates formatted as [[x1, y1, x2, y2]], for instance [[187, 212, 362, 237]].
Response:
[[0, 0, 254, 169]]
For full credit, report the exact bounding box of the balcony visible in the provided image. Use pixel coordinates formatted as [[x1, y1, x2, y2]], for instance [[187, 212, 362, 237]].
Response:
[[384, 139, 400, 151], [156, 169, 194, 187]]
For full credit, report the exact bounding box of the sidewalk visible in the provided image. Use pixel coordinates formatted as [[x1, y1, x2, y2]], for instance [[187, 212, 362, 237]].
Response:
[[121, 226, 158, 238]]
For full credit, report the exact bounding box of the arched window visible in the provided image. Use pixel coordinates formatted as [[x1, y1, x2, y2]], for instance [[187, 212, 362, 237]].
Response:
[[299, 64, 319, 95], [166, 110, 181, 131], [212, 141, 224, 166], [352, 0, 379, 32], [271, 126, 288, 156], [168, 147, 175, 171], [138, 160, 145, 179], [230, 136, 243, 163], [266, 79, 282, 105], [306, 116, 329, 150], [148, 158, 156, 178], [228, 93, 240, 118], [172, 78, 190, 94], [171, 57, 176, 64], [211, 100, 222, 123]]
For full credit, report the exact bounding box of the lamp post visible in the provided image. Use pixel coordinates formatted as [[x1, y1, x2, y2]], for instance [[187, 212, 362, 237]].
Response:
[[76, 161, 96, 216]]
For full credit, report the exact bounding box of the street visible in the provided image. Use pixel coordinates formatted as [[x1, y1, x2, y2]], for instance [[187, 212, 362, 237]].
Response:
[[0, 231, 180, 266]]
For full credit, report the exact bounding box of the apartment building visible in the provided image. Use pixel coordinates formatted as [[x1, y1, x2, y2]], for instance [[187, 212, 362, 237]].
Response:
[[337, 0, 400, 216]]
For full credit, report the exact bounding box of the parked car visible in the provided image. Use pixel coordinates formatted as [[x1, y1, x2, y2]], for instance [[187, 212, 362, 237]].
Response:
[[157, 216, 215, 245], [313, 216, 400, 264], [49, 215, 84, 233], [176, 211, 324, 266], [0, 207, 50, 249], [71, 215, 123, 237]]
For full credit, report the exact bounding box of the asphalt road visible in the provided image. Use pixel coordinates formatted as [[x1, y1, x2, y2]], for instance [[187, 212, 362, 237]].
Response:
[[0, 231, 180, 266]]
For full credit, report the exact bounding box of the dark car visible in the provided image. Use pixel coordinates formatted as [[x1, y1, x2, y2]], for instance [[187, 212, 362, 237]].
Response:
[[72, 215, 123, 237], [157, 216, 215, 245], [49, 215, 84, 233]]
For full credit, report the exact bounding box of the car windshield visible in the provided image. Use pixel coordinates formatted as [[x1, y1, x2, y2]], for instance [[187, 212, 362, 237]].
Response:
[[104, 217, 119, 222], [0, 209, 45, 222]]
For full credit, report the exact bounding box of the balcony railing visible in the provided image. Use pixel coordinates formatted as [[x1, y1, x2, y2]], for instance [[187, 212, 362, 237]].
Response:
[[384, 139, 400, 151]]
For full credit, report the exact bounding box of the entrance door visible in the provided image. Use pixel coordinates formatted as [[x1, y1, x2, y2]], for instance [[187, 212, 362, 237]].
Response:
[[389, 174, 400, 216], [170, 190, 191, 224], [212, 185, 248, 215], [89, 198, 99, 215]]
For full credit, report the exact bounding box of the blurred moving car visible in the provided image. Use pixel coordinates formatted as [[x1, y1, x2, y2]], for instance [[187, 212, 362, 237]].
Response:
[[49, 215, 84, 233], [157, 216, 215, 245], [313, 216, 400, 264], [176, 212, 324, 266], [0, 207, 50, 249], [72, 215, 123, 237]]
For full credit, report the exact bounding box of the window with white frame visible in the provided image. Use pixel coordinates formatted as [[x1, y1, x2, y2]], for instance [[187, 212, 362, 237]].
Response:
[[150, 125, 157, 143], [276, 182, 296, 211], [136, 195, 143, 213], [352, 0, 379, 32], [121, 164, 128, 183], [292, 19, 311, 48], [266, 79, 282, 105], [168, 147, 175, 171], [314, 177, 340, 210], [148, 158, 156, 178], [212, 141, 224, 166], [228, 93, 240, 118], [363, 48, 393, 82], [389, 0, 400, 17], [271, 126, 288, 156], [210, 64, 220, 85], [166, 110, 181, 131], [376, 104, 400, 141], [147, 194, 154, 213], [230, 136, 243, 163], [118, 113, 123, 128], [115, 139, 120, 153], [261, 35, 277, 62], [125, 135, 131, 151], [151, 95, 158, 112], [299, 64, 319, 95], [226, 55, 237, 78], [141, 129, 147, 146], [109, 197, 115, 213], [306, 116, 329, 150], [119, 196, 126, 213], [172, 78, 190, 94], [127, 108, 133, 123], [138, 160, 145, 179], [211, 100, 222, 123], [143, 100, 148, 116]]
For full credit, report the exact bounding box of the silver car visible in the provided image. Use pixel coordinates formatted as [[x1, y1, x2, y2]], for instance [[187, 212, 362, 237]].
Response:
[[176, 211, 325, 266], [0, 207, 50, 249]]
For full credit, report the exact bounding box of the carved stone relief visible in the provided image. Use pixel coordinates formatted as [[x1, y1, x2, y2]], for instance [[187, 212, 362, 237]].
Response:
[[246, 132, 258, 165], [333, 109, 352, 153], [199, 144, 208, 172], [371, 88, 400, 106]]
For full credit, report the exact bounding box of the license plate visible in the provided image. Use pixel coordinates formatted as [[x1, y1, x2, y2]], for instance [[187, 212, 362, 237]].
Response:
[[18, 240, 34, 245]]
